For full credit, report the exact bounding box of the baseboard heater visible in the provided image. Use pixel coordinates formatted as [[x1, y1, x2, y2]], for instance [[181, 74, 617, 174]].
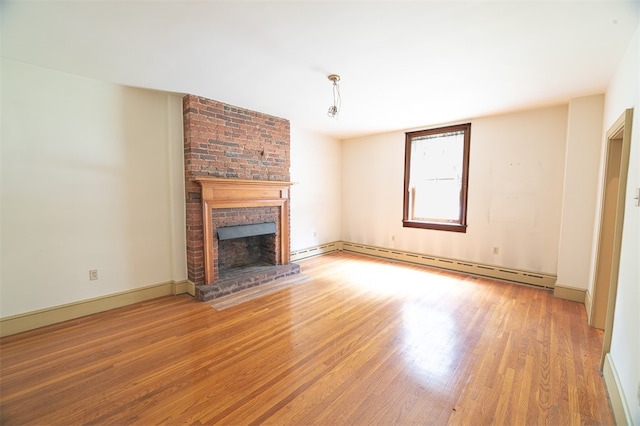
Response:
[[341, 242, 555, 289], [290, 242, 342, 261], [290, 241, 555, 289]]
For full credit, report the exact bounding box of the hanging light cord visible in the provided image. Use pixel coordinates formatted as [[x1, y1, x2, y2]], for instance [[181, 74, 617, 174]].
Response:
[[327, 74, 341, 118]]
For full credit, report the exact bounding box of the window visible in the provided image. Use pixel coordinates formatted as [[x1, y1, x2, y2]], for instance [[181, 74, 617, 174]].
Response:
[[403, 123, 471, 232]]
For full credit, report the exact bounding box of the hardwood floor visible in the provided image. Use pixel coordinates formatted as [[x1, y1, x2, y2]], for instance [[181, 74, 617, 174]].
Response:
[[0, 252, 613, 425]]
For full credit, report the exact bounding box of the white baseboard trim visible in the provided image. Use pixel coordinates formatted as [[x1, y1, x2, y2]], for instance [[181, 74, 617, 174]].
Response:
[[603, 353, 632, 425], [291, 241, 342, 261], [341, 241, 556, 289], [0, 280, 190, 337], [553, 284, 587, 303]]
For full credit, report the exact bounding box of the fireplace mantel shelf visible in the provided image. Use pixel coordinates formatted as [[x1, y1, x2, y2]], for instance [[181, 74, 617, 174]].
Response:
[[195, 177, 293, 286], [194, 177, 294, 186], [194, 178, 294, 203]]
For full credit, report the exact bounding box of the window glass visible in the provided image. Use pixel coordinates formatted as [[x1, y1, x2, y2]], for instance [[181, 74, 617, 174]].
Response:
[[403, 123, 470, 232]]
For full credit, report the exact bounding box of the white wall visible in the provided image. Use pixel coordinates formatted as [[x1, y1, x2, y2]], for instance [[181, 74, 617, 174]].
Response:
[[600, 24, 639, 425], [0, 59, 186, 318], [342, 105, 567, 275], [290, 126, 342, 250], [556, 95, 604, 291]]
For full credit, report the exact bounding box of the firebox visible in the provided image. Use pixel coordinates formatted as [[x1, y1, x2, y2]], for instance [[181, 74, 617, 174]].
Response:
[[217, 222, 277, 272]]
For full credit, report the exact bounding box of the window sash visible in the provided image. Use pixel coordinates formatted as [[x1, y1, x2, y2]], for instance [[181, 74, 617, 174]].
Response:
[[403, 123, 470, 232]]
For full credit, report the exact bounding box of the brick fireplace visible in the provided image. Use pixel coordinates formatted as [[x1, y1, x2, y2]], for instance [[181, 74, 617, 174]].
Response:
[[183, 95, 299, 301]]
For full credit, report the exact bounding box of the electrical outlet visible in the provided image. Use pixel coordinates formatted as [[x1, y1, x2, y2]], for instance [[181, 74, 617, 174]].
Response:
[[492, 247, 500, 255], [391, 235, 396, 241], [89, 269, 98, 281]]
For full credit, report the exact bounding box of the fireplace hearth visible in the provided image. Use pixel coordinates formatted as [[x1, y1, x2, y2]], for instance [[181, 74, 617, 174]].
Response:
[[196, 263, 300, 301]]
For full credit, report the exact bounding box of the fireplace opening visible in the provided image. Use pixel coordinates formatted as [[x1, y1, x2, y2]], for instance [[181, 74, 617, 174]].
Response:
[[217, 222, 277, 274]]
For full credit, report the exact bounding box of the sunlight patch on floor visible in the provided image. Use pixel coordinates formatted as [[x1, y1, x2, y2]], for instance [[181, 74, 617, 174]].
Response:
[[401, 302, 458, 387], [343, 260, 462, 298]]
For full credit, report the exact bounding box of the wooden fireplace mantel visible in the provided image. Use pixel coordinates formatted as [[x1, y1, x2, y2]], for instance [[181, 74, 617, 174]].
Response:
[[194, 178, 294, 285]]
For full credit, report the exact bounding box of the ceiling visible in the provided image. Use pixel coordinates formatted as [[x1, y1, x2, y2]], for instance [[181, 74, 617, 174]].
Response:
[[2, 1, 638, 139]]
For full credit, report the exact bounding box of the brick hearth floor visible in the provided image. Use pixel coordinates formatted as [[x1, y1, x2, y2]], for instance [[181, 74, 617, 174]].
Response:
[[195, 262, 300, 302]]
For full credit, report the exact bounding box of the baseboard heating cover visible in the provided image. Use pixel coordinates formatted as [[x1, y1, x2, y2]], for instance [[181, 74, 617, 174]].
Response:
[[290, 242, 342, 261], [290, 241, 555, 289], [341, 242, 556, 289]]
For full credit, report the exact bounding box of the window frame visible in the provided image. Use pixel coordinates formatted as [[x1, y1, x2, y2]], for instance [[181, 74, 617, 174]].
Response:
[[403, 123, 471, 233]]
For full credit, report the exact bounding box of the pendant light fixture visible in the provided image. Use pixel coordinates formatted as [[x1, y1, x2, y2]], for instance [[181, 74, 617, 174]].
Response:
[[327, 74, 341, 119]]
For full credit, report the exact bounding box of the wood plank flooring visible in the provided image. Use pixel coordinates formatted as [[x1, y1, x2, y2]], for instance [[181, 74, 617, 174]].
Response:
[[0, 252, 614, 425]]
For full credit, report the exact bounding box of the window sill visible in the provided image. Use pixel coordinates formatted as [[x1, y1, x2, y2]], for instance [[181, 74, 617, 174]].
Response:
[[402, 220, 467, 233]]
